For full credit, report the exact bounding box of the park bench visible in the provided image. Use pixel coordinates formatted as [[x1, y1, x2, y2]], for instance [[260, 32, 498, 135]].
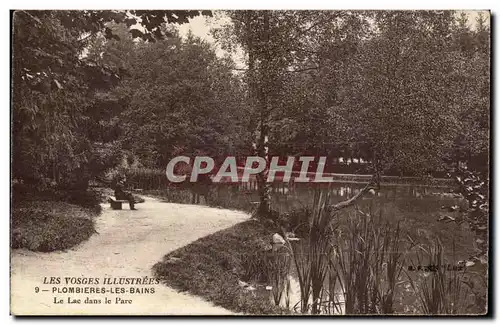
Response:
[[108, 196, 130, 210]]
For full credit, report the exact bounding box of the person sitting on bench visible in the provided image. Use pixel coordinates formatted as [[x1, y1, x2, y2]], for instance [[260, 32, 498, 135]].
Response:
[[114, 175, 136, 210]]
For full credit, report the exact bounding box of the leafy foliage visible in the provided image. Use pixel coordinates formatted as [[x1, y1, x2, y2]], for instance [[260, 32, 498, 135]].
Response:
[[444, 167, 489, 261], [12, 10, 212, 189], [216, 11, 489, 178], [115, 31, 250, 167]]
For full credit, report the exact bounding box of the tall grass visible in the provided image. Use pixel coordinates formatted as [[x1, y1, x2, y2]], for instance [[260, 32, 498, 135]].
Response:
[[379, 220, 404, 313], [328, 204, 405, 314], [263, 247, 292, 308], [277, 191, 408, 315], [280, 189, 339, 314], [288, 235, 312, 313], [405, 238, 475, 314], [308, 191, 338, 314]]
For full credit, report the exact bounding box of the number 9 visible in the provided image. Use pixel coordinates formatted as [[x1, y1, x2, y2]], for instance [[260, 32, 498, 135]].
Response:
[[35, 287, 39, 293]]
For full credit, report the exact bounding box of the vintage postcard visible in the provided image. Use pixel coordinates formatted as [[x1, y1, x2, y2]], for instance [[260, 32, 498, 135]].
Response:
[[10, 9, 490, 315]]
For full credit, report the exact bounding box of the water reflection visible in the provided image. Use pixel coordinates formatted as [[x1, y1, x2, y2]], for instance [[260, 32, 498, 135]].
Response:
[[213, 181, 453, 214], [236, 182, 451, 199], [206, 181, 454, 314]]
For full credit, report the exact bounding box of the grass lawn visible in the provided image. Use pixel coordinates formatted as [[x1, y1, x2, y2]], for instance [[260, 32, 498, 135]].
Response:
[[152, 219, 290, 315], [11, 199, 99, 252]]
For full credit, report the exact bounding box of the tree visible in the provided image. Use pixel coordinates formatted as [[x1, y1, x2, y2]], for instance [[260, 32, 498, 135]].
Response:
[[446, 12, 490, 174], [441, 12, 490, 265], [217, 11, 356, 216], [12, 10, 211, 189], [332, 11, 461, 176], [217, 10, 490, 214], [98, 25, 250, 168]]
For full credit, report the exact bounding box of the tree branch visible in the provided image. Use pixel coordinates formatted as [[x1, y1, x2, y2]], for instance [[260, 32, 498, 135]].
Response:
[[285, 66, 320, 73], [78, 33, 96, 43], [296, 15, 333, 37], [18, 10, 42, 25], [330, 174, 379, 212]]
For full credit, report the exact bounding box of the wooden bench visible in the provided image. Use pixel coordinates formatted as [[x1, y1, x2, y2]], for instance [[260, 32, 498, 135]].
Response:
[[108, 196, 130, 210]]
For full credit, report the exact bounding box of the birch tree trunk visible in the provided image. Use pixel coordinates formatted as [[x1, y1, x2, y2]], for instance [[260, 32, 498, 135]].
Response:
[[255, 11, 272, 217]]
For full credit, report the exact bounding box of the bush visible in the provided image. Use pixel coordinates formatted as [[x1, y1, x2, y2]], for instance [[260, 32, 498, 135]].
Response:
[[56, 188, 103, 214], [12, 182, 103, 214]]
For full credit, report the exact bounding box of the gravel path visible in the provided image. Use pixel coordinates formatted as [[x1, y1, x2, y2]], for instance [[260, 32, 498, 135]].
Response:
[[11, 197, 249, 315]]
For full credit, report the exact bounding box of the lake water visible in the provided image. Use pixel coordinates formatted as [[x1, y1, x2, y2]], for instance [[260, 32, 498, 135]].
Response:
[[216, 182, 459, 315], [210, 182, 454, 214], [146, 180, 462, 315]]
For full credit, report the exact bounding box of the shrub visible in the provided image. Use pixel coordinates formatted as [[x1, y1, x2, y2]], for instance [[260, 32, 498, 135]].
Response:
[[12, 183, 103, 214]]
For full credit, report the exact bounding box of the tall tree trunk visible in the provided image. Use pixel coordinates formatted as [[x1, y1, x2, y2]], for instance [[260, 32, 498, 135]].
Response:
[[256, 119, 271, 217], [255, 11, 272, 217]]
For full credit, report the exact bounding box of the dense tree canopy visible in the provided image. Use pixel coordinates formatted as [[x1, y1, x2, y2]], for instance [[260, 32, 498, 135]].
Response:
[[215, 10, 489, 176], [12, 10, 213, 188], [101, 27, 251, 167], [12, 10, 489, 191]]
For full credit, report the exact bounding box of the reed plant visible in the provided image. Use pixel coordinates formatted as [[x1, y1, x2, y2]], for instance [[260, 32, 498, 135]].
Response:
[[280, 189, 339, 314], [404, 238, 473, 314], [263, 247, 292, 308], [328, 202, 406, 314]]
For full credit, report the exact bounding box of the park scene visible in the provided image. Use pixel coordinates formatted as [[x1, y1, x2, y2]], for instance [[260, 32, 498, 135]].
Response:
[[11, 10, 489, 315]]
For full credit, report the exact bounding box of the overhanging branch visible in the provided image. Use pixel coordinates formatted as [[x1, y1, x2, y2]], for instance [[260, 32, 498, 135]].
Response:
[[330, 173, 380, 212], [285, 66, 320, 73]]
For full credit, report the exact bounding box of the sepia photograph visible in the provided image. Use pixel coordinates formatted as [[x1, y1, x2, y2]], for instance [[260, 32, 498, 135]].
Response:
[[10, 8, 490, 316]]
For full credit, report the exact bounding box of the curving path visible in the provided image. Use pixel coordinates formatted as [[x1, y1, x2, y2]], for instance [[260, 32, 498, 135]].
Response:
[[10, 197, 249, 315]]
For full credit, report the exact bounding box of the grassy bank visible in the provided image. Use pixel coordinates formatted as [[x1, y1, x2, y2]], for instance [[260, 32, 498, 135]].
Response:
[[152, 219, 289, 315], [149, 186, 484, 314], [11, 187, 102, 252]]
